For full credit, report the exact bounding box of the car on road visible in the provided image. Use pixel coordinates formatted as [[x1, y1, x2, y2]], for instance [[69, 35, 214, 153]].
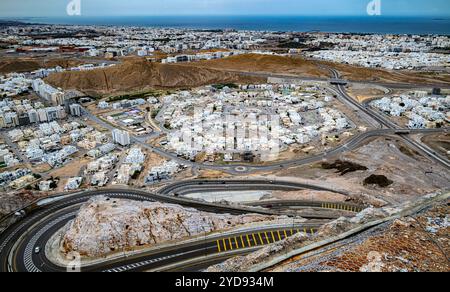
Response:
[[34, 247, 41, 254]]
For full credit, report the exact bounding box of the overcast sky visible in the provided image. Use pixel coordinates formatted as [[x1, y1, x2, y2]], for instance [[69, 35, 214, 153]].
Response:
[[0, 0, 449, 17]]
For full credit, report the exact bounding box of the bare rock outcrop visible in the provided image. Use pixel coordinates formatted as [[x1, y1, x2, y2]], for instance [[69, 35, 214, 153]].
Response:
[[60, 196, 281, 257], [46, 58, 262, 94]]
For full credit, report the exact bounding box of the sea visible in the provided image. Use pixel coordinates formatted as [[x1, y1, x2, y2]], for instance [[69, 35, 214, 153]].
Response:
[[11, 16, 450, 35]]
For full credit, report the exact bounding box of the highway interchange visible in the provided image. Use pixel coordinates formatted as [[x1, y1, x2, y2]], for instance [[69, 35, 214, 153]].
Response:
[[0, 67, 449, 272]]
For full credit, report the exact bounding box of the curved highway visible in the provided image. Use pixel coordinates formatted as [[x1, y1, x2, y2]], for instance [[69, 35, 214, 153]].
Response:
[[83, 100, 448, 174], [0, 187, 330, 272], [158, 179, 349, 196], [2, 66, 448, 273], [157, 179, 366, 219]]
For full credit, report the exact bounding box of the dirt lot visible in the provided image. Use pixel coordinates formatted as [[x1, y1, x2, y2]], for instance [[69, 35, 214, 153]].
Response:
[[347, 83, 389, 103], [270, 190, 348, 202], [272, 137, 450, 205], [422, 133, 450, 159]]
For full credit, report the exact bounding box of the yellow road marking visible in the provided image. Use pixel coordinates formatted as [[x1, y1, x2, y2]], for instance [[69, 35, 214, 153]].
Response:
[[264, 232, 270, 244], [217, 240, 221, 252], [277, 230, 281, 241], [290, 229, 294, 236], [303, 228, 307, 234], [223, 238, 227, 251], [258, 233, 264, 245], [284, 230, 288, 238], [240, 235, 245, 248], [310, 228, 314, 234], [246, 234, 251, 246], [252, 233, 258, 245], [229, 238, 233, 250], [234, 237, 239, 249]]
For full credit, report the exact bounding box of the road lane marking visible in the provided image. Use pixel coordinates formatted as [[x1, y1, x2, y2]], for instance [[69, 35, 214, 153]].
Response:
[[234, 237, 239, 249], [246, 234, 251, 246], [240, 235, 245, 248], [264, 232, 270, 244], [223, 238, 227, 251], [284, 230, 288, 238], [258, 233, 264, 245], [271, 231, 276, 242], [228, 238, 233, 250], [252, 233, 258, 245], [217, 240, 221, 252], [277, 230, 282, 241]]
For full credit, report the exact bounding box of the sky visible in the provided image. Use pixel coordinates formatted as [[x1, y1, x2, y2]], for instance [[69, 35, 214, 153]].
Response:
[[0, 0, 449, 17]]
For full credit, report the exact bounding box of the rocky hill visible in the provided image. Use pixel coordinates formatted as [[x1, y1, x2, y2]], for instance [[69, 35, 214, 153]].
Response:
[[46, 58, 263, 95], [0, 58, 86, 75], [60, 196, 282, 257], [184, 53, 330, 78]]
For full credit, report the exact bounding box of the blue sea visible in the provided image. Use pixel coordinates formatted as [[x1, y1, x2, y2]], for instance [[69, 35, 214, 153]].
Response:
[[13, 16, 450, 35]]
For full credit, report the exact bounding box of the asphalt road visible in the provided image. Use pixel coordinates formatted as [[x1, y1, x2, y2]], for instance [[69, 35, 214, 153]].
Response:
[[0, 187, 324, 272], [1, 67, 448, 273]]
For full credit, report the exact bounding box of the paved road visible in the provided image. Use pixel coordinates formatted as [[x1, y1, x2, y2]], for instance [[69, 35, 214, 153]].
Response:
[[2, 67, 448, 273], [82, 106, 447, 174], [334, 84, 450, 169], [229, 69, 450, 90], [0, 188, 325, 272], [158, 179, 350, 196]]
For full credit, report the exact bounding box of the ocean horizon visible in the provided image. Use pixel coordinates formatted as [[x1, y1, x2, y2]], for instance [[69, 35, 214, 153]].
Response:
[[5, 15, 450, 35]]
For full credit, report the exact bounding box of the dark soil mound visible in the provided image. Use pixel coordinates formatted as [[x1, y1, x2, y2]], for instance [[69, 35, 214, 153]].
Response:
[[321, 160, 368, 175], [363, 175, 393, 188]]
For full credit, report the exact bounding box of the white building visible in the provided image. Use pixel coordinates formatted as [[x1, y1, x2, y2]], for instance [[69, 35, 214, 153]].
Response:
[[112, 129, 131, 146], [69, 104, 82, 116]]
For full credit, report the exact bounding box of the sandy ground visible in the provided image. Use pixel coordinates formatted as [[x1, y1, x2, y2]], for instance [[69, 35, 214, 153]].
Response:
[[421, 133, 450, 159], [273, 137, 450, 205], [185, 191, 271, 203], [270, 190, 348, 202], [347, 83, 388, 103]]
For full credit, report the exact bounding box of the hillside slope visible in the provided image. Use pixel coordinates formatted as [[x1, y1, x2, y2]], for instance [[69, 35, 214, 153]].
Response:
[[184, 53, 330, 78], [45, 58, 263, 94]]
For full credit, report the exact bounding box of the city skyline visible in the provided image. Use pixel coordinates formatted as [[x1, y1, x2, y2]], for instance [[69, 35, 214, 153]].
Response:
[[0, 0, 449, 17]]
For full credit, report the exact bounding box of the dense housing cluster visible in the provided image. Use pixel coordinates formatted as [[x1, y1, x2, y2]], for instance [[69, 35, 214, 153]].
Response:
[[161, 84, 351, 161], [371, 93, 450, 129]]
